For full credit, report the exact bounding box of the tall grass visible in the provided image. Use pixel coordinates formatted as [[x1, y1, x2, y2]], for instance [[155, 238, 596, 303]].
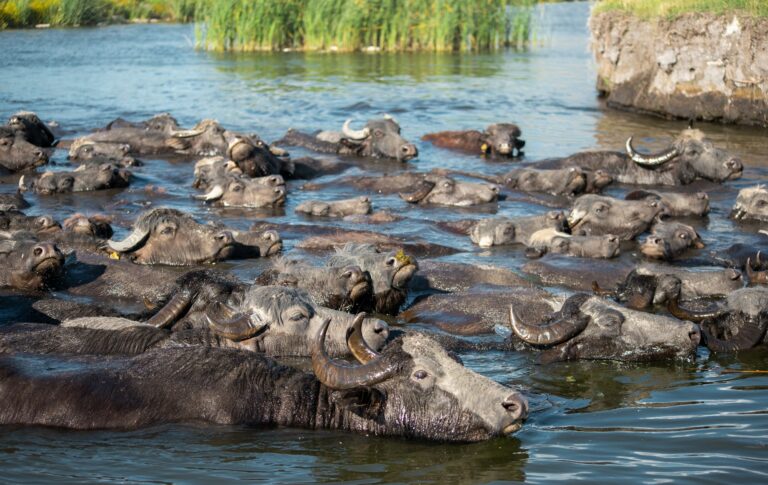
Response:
[[195, 0, 536, 52], [594, 0, 768, 19], [0, 0, 196, 28]]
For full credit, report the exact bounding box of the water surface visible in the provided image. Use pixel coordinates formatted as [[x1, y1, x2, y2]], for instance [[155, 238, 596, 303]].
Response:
[[1, 2, 767, 483]]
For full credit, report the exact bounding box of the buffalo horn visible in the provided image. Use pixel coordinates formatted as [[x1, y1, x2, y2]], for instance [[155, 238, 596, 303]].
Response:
[[146, 291, 193, 328], [107, 227, 150, 253], [591, 280, 615, 297], [170, 127, 205, 138], [399, 180, 436, 203], [204, 302, 267, 341], [666, 292, 722, 322], [341, 119, 370, 140], [195, 184, 224, 201], [346, 312, 380, 364], [508, 305, 588, 346], [626, 136, 680, 167], [745, 258, 768, 285], [383, 113, 398, 124], [312, 318, 398, 390]]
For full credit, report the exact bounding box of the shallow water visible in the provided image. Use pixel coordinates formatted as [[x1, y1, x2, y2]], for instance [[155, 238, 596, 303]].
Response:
[[1, 2, 768, 483]]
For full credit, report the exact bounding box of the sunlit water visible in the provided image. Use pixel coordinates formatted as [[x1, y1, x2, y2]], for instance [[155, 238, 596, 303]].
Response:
[[1, 2, 767, 483]]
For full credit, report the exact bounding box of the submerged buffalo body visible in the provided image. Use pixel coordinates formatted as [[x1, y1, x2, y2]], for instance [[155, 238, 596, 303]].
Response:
[[0, 322, 527, 441], [295, 196, 372, 218], [19, 164, 131, 194], [276, 117, 418, 162], [107, 208, 235, 266], [195, 173, 286, 208], [625, 189, 709, 217], [535, 128, 742, 185], [504, 167, 589, 196], [639, 221, 704, 261], [400, 176, 499, 206], [470, 212, 567, 248], [508, 294, 700, 362], [0, 126, 49, 172], [567, 194, 665, 240], [527, 228, 620, 259], [328, 244, 418, 315], [422, 123, 525, 157]]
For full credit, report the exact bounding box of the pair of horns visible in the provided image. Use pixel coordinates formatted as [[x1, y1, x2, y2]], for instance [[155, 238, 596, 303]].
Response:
[[170, 127, 206, 138], [626, 137, 680, 167], [508, 305, 589, 346], [313, 313, 398, 390]]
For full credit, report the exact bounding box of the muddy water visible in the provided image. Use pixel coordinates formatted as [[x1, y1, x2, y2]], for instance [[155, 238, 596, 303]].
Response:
[[1, 2, 767, 483]]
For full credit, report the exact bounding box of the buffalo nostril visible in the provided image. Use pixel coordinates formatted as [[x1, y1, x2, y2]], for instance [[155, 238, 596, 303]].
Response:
[[373, 320, 388, 334], [33, 246, 44, 257], [33, 149, 44, 158], [726, 269, 741, 280], [215, 231, 233, 244], [696, 192, 708, 200], [689, 327, 701, 345], [502, 394, 528, 421]]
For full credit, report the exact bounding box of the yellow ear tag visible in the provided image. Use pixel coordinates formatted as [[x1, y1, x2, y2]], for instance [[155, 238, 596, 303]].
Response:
[[480, 143, 489, 153], [109, 251, 121, 260], [394, 249, 413, 265]]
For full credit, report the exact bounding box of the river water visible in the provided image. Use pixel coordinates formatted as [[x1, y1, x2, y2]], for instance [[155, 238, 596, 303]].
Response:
[[1, 2, 767, 483]]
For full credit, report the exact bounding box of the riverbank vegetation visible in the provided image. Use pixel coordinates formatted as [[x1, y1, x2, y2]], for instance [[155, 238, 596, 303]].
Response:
[[594, 0, 768, 19], [1, 0, 534, 52], [0, 0, 195, 28], [195, 0, 534, 52]]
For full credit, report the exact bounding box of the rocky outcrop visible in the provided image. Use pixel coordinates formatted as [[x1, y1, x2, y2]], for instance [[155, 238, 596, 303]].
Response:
[[590, 11, 768, 126]]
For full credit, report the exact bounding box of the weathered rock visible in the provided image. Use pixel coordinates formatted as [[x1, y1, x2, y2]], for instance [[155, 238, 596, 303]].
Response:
[[591, 12, 768, 126]]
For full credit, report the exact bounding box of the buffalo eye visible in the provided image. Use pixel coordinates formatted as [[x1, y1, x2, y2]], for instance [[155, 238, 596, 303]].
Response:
[[678, 233, 688, 239], [160, 226, 175, 236], [82, 145, 93, 153], [502, 226, 514, 235], [413, 370, 428, 380], [756, 199, 768, 208], [288, 310, 308, 322], [385, 257, 396, 267], [0, 138, 10, 146], [373, 129, 384, 138], [232, 184, 243, 192]]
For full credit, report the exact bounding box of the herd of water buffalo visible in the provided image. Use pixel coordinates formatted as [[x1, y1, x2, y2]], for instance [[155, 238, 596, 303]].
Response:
[[0, 110, 766, 442]]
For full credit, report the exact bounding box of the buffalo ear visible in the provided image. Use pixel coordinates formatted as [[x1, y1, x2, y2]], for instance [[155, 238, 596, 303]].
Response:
[[333, 387, 387, 420]]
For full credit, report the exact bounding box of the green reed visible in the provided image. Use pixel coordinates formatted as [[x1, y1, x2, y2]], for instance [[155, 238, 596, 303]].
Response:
[[195, 0, 535, 52], [594, 0, 768, 19]]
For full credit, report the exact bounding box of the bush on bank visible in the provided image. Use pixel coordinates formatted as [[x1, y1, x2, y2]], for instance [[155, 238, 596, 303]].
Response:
[[594, 0, 768, 19]]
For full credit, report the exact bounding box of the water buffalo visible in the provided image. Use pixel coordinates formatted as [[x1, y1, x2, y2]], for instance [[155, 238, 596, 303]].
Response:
[[567, 194, 665, 240], [256, 259, 373, 313], [597, 264, 743, 308], [0, 323, 527, 441], [731, 186, 768, 223], [80, 114, 246, 157], [328, 244, 418, 315], [667, 286, 768, 352], [0, 210, 60, 235], [295, 196, 372, 218], [226, 136, 293, 178], [106, 208, 235, 265], [0, 126, 49, 172], [470, 212, 567, 247], [195, 174, 286, 208], [18, 164, 131, 194], [639, 221, 704, 261], [625, 189, 709, 217], [7, 111, 56, 147], [400, 176, 499, 206], [535, 128, 743, 185], [421, 123, 525, 157], [275, 116, 418, 162], [508, 293, 700, 362], [0, 237, 64, 291], [0, 192, 29, 211], [527, 228, 621, 259], [505, 167, 588, 196], [193, 156, 240, 189], [67, 139, 141, 167]]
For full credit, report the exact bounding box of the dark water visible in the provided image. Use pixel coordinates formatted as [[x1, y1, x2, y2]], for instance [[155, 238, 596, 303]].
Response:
[[1, 2, 768, 483]]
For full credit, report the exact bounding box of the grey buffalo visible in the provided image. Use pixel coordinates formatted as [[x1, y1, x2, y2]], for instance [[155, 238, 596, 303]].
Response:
[[400, 176, 499, 206], [0, 237, 64, 291], [567, 194, 665, 240], [470, 212, 567, 248], [295, 196, 372, 218], [421, 123, 525, 157], [731, 186, 768, 223], [0, 126, 49, 172], [639, 221, 704, 261], [19, 164, 131, 194]]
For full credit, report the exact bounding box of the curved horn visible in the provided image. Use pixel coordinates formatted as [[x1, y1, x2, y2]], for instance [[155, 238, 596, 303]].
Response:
[[626, 136, 680, 167], [312, 318, 398, 390], [170, 127, 205, 138], [345, 312, 380, 364], [399, 180, 436, 203], [383, 113, 398, 124], [195, 184, 224, 201], [666, 292, 722, 323], [204, 302, 267, 342], [341, 119, 370, 140], [508, 305, 588, 346], [107, 227, 150, 253], [146, 291, 193, 329], [745, 258, 768, 285], [591, 281, 615, 297]]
